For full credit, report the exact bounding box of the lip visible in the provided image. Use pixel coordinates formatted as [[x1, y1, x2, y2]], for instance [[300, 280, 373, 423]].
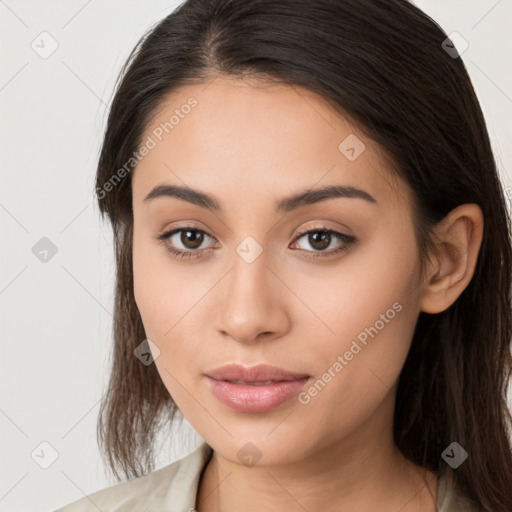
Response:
[[205, 364, 311, 413], [206, 363, 310, 382]]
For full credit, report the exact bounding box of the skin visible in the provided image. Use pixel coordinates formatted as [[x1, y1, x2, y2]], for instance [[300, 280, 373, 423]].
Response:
[[131, 76, 484, 512]]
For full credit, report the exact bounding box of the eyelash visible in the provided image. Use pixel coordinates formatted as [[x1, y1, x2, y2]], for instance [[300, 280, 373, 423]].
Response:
[[155, 224, 356, 261]]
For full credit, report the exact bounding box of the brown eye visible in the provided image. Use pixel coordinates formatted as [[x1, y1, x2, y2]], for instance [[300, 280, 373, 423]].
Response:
[[292, 228, 356, 258], [179, 229, 205, 249], [156, 226, 216, 259], [155, 225, 356, 261], [304, 231, 331, 251]]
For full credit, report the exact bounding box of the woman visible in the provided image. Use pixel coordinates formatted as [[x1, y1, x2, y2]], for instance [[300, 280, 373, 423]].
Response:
[[56, 0, 512, 510]]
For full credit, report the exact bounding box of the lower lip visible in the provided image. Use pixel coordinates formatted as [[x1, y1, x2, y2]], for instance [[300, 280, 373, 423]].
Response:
[[206, 376, 310, 413]]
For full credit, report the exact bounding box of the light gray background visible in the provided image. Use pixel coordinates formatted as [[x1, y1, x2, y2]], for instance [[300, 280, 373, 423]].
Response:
[[1, 1, 511, 511]]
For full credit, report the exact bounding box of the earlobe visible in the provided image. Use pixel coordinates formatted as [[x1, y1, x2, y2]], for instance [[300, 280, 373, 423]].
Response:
[[420, 204, 484, 314]]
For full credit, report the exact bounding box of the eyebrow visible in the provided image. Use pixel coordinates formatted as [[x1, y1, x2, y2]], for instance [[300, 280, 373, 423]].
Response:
[[143, 183, 377, 213]]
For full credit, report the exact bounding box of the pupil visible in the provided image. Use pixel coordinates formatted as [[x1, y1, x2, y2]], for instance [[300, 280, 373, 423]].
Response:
[[310, 232, 330, 250], [182, 230, 203, 249]]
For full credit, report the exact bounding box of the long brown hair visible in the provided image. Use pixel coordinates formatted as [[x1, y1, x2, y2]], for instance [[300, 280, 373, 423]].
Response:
[[94, 1, 512, 509]]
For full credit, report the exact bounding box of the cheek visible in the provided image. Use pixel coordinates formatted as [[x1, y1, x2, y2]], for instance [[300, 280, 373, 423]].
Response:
[[133, 227, 183, 335], [294, 227, 421, 429], [298, 304, 416, 447], [132, 241, 201, 408], [132, 229, 212, 372], [132, 226, 177, 343], [290, 222, 420, 355], [132, 230, 157, 332], [292, 296, 418, 450]]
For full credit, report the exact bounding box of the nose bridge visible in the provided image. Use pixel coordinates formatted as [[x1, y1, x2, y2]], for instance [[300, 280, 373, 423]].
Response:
[[227, 241, 272, 315], [216, 238, 288, 342]]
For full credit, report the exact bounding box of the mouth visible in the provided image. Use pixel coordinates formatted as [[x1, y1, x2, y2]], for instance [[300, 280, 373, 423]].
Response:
[[205, 363, 310, 382], [205, 363, 311, 413], [223, 380, 289, 385]]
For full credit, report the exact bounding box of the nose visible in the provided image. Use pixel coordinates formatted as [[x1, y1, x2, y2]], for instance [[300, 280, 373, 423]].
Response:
[[214, 248, 291, 345]]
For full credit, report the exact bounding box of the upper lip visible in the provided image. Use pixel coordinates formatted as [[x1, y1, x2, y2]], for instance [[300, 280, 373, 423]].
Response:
[[206, 363, 310, 382]]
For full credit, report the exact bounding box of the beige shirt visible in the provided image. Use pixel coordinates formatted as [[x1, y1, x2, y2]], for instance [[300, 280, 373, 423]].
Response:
[[55, 442, 478, 511]]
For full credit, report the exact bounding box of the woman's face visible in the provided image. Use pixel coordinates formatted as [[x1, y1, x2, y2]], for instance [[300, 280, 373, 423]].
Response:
[[131, 77, 427, 466]]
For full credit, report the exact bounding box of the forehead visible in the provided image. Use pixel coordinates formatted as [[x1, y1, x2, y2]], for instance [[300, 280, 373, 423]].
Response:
[[131, 77, 409, 212]]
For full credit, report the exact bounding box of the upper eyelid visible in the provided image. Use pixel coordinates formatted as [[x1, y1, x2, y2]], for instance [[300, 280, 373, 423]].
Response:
[[160, 223, 348, 236]]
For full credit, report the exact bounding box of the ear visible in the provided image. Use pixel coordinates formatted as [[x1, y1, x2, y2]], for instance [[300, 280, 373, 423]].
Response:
[[420, 203, 484, 314]]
